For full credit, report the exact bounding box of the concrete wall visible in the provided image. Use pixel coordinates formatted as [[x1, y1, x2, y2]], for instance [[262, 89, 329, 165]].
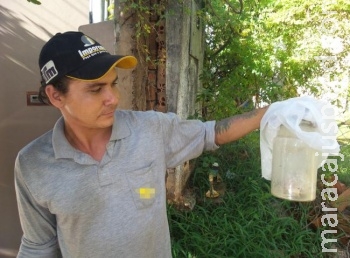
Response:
[[166, 0, 204, 117], [165, 0, 205, 206], [0, 1, 89, 256]]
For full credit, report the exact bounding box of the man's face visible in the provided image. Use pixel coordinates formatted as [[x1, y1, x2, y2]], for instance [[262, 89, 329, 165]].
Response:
[[58, 68, 120, 130]]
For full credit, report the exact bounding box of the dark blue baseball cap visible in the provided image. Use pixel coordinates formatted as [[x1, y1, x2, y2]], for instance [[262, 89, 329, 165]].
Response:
[[39, 31, 137, 84]]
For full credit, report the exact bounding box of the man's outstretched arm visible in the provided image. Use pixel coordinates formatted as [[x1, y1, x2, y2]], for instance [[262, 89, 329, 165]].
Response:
[[215, 106, 268, 145]]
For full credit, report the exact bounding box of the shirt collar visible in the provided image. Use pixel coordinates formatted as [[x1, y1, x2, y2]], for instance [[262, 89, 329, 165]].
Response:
[[110, 111, 131, 141], [52, 111, 131, 161]]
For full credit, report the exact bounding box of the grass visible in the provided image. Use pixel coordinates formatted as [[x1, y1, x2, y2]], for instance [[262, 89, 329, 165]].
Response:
[[168, 131, 350, 258], [337, 123, 350, 185], [337, 140, 350, 186]]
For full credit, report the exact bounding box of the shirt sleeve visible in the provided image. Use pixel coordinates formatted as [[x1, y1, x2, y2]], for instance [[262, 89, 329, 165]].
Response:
[[14, 154, 61, 258], [157, 112, 219, 168]]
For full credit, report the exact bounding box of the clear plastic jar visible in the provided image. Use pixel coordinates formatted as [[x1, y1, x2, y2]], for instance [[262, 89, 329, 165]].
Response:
[[271, 121, 318, 201]]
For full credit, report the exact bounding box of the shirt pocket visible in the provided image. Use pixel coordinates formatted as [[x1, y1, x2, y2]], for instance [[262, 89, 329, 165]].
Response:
[[125, 163, 156, 210]]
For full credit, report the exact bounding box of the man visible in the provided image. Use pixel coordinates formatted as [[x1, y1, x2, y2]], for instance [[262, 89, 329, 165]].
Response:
[[15, 31, 268, 257]]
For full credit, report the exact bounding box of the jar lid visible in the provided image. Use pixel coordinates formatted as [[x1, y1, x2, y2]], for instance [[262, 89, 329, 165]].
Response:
[[277, 120, 316, 138]]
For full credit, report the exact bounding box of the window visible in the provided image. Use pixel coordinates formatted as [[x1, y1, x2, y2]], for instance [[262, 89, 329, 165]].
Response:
[[89, 0, 114, 23]]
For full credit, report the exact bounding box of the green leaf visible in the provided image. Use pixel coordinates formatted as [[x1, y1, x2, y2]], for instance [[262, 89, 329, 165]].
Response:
[[27, 0, 41, 4]]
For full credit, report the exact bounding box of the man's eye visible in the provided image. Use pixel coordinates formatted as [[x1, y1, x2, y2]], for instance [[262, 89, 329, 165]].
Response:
[[112, 77, 118, 86], [90, 87, 102, 93]]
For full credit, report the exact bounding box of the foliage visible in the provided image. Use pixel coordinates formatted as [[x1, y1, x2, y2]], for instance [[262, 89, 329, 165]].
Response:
[[168, 2, 350, 256], [324, 137, 350, 187], [119, 0, 166, 68], [26, 0, 41, 4], [198, 0, 350, 121]]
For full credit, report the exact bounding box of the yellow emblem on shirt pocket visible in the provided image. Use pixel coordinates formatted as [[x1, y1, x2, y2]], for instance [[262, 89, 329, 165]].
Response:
[[125, 163, 156, 209], [138, 187, 156, 199]]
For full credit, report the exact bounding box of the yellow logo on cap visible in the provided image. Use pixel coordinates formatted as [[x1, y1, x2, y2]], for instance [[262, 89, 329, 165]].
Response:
[[138, 188, 155, 199]]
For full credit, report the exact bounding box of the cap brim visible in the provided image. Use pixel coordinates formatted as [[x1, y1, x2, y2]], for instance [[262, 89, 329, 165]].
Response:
[[114, 56, 138, 69], [67, 54, 137, 81]]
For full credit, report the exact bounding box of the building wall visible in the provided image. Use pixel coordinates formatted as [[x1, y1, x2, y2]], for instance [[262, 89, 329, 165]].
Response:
[[0, 1, 89, 256]]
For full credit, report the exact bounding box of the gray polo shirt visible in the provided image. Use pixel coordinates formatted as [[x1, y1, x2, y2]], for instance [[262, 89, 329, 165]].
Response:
[[15, 110, 218, 258]]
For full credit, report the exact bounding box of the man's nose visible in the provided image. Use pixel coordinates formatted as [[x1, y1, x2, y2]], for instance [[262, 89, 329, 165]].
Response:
[[103, 86, 119, 105]]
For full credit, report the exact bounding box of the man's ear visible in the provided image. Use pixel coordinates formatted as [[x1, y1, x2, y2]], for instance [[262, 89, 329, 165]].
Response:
[[45, 85, 64, 108]]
